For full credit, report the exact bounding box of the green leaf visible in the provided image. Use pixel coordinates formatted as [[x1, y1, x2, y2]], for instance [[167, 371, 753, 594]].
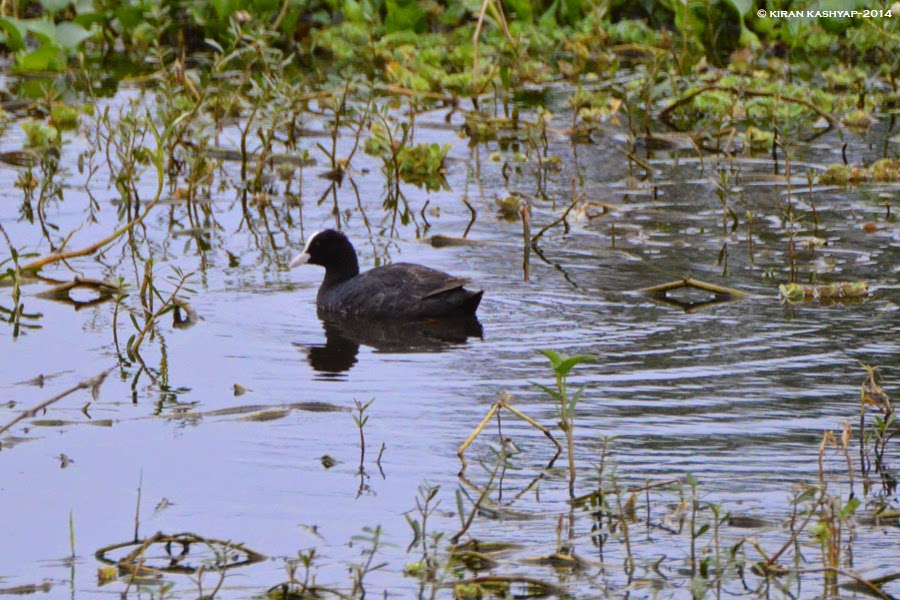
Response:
[[25, 19, 58, 46], [840, 496, 860, 519], [55, 22, 93, 51], [556, 354, 594, 378], [538, 348, 562, 368], [559, 0, 584, 25], [114, 6, 146, 30], [343, 0, 366, 23], [40, 0, 72, 13], [205, 38, 224, 53], [538, 0, 559, 28], [531, 381, 561, 400], [384, 0, 426, 33], [426, 486, 439, 502], [404, 513, 421, 550], [568, 384, 587, 414], [0, 17, 26, 51], [505, 0, 533, 21], [15, 45, 64, 72], [726, 0, 752, 16]]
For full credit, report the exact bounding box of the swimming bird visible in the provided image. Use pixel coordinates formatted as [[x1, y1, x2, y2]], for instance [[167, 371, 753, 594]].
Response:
[[290, 229, 483, 319]]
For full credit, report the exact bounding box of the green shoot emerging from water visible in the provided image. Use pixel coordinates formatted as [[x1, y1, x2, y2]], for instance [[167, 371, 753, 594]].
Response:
[[534, 349, 594, 499]]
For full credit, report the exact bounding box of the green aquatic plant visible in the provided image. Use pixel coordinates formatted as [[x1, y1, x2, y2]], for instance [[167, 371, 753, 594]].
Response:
[[779, 282, 869, 304], [363, 116, 451, 192], [858, 365, 897, 497], [21, 120, 59, 149], [0, 13, 93, 72], [741, 125, 774, 151], [0, 225, 34, 338], [349, 525, 388, 598], [49, 103, 82, 130], [403, 482, 442, 586], [534, 349, 594, 498]]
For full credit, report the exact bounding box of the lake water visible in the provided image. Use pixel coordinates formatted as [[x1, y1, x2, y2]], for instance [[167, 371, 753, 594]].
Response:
[[0, 87, 898, 598]]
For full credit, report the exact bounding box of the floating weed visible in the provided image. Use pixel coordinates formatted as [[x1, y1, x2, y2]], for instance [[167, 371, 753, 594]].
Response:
[[741, 125, 775, 152], [779, 281, 869, 304], [364, 114, 451, 192], [842, 108, 874, 130], [49, 103, 82, 130], [462, 112, 522, 144], [821, 159, 900, 185], [0, 368, 112, 438], [21, 120, 60, 149], [494, 194, 524, 222], [454, 575, 564, 599]]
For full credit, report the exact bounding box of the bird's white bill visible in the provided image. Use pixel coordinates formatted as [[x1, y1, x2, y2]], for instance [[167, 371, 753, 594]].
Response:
[[289, 252, 311, 269]]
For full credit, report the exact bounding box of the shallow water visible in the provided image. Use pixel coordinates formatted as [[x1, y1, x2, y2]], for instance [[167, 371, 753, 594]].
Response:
[[0, 89, 898, 599]]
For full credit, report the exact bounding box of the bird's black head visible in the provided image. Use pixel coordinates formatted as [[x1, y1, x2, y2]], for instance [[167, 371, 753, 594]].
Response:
[[290, 229, 360, 282]]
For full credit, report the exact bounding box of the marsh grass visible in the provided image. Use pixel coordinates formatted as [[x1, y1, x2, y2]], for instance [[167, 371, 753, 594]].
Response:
[[415, 364, 899, 599]]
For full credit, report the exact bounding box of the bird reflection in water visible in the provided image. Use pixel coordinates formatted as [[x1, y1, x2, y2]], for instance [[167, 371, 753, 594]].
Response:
[[297, 316, 483, 379]]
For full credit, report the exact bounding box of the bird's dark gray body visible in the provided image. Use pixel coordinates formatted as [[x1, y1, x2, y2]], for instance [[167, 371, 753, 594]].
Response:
[[291, 229, 483, 320], [317, 262, 483, 319]]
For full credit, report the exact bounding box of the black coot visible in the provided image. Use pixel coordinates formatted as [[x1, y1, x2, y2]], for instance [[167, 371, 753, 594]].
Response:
[[290, 229, 483, 319]]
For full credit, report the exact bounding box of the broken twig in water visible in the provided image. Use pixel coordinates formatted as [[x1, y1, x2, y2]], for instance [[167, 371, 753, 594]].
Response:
[[457, 391, 561, 475], [640, 277, 747, 299], [0, 368, 114, 437]]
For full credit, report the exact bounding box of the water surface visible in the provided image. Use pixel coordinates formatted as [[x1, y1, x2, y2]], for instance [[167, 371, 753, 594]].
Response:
[[0, 89, 898, 598]]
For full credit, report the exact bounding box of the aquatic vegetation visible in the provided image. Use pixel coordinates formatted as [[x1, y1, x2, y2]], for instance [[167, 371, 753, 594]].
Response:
[[21, 120, 59, 149], [779, 281, 870, 303], [364, 120, 451, 191], [458, 391, 562, 475], [0, 0, 898, 597], [858, 365, 897, 498], [821, 159, 900, 185], [534, 349, 593, 498], [0, 11, 92, 71]]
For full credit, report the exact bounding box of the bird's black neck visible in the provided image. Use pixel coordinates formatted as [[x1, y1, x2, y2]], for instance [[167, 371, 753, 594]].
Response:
[[322, 257, 359, 288]]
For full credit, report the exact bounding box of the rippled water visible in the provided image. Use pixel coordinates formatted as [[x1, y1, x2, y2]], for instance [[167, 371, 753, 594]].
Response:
[[0, 90, 898, 598]]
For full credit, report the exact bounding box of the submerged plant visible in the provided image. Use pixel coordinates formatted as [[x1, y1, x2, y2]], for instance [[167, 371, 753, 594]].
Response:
[[349, 525, 387, 598]]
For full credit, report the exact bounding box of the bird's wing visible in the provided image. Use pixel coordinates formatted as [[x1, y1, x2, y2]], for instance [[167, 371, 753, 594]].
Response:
[[421, 277, 471, 299]]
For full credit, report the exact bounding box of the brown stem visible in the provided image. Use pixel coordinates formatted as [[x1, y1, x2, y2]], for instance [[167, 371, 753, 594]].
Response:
[[0, 368, 113, 436]]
